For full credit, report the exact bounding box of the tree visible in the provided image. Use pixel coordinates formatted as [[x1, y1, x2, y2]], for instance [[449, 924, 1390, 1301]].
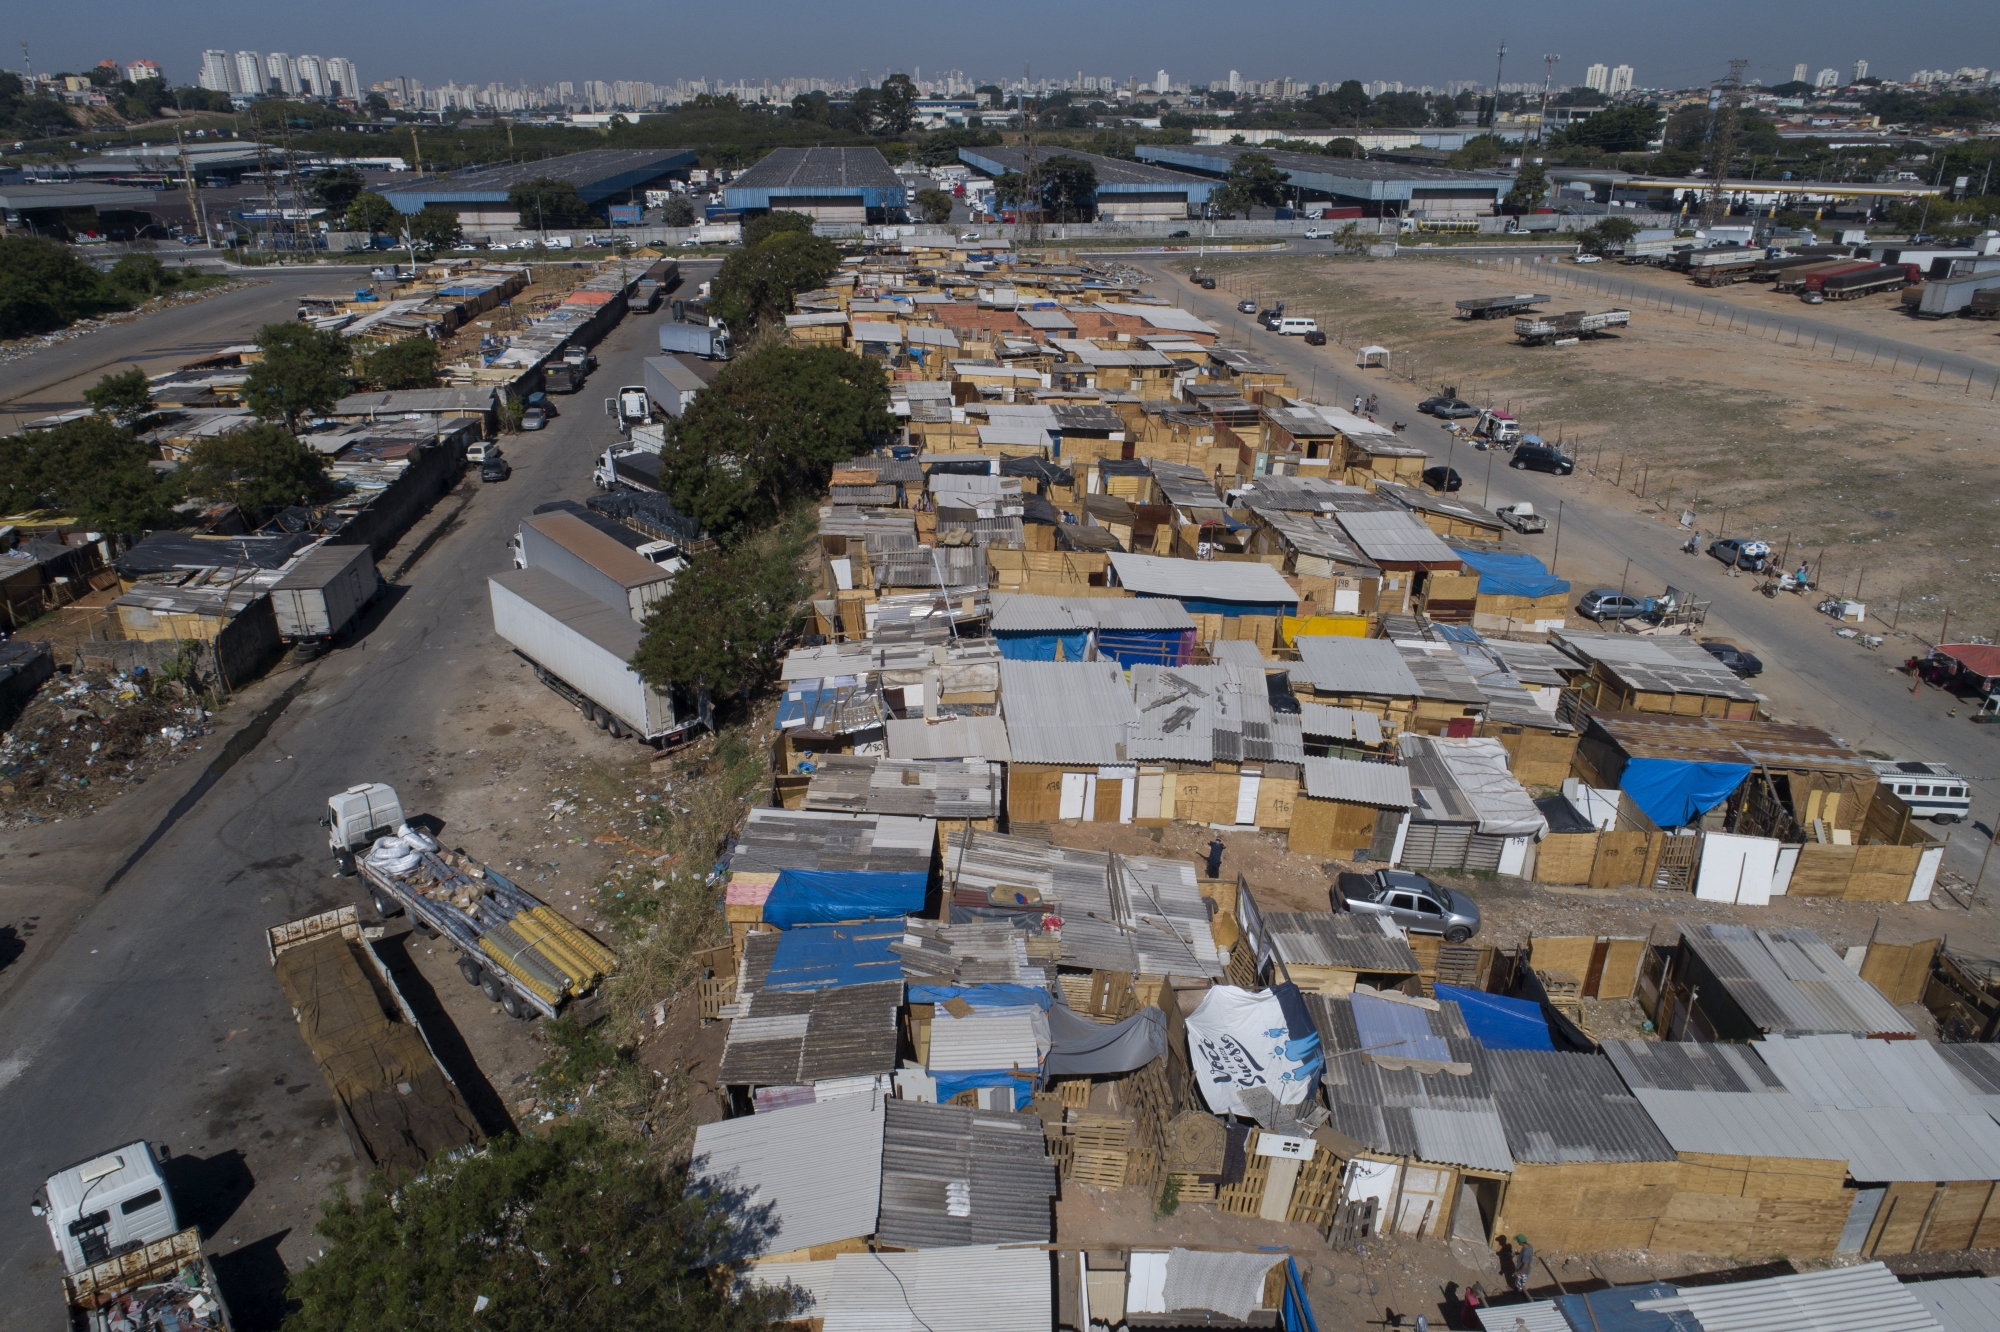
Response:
[[659, 195, 697, 227], [656, 343, 893, 541], [83, 368, 154, 427], [915, 188, 955, 224], [282, 1123, 791, 1332], [405, 206, 462, 252], [1328, 80, 1370, 124], [1325, 138, 1364, 159], [181, 422, 328, 516], [310, 166, 367, 213], [1037, 155, 1098, 221], [509, 177, 594, 230], [1553, 105, 1663, 156], [1449, 134, 1508, 169], [243, 322, 352, 430], [1502, 160, 1549, 214], [0, 416, 180, 533], [105, 252, 177, 299], [0, 236, 113, 338], [358, 337, 439, 390], [741, 210, 815, 250], [346, 191, 399, 234], [1207, 151, 1289, 217], [873, 74, 918, 135], [915, 127, 1000, 167], [633, 532, 809, 702], [1577, 216, 1640, 256], [709, 229, 841, 333]]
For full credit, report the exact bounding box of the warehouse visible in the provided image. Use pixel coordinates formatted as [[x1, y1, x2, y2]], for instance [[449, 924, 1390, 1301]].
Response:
[[724, 146, 906, 223], [1135, 144, 1514, 219], [377, 148, 696, 229], [956, 146, 1215, 221], [0, 182, 163, 240]]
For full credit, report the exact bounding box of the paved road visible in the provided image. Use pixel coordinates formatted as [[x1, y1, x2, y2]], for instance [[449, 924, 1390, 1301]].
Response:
[[1151, 262, 2000, 878], [0, 266, 713, 1328]]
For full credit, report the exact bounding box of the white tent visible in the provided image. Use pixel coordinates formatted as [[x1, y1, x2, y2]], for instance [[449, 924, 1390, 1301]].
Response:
[[1357, 345, 1391, 368]]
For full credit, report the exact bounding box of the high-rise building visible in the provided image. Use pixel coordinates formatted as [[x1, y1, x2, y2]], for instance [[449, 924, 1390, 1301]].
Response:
[[198, 50, 232, 93], [1793, 62, 1810, 84], [1228, 69, 1241, 94], [326, 57, 357, 99], [1156, 68, 1169, 93], [231, 51, 263, 96], [296, 54, 325, 97], [266, 53, 298, 96], [1608, 64, 1634, 94], [1584, 62, 1609, 93], [1852, 59, 1868, 82], [1814, 67, 1839, 89]]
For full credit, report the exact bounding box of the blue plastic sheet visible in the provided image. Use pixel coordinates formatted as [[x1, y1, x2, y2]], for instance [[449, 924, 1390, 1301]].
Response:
[[1351, 991, 1452, 1062], [763, 922, 906, 991], [1449, 546, 1570, 599], [909, 984, 1053, 1010], [762, 870, 928, 928], [1174, 596, 1298, 619], [929, 1069, 1034, 1109], [1434, 984, 1555, 1051], [1619, 757, 1752, 828], [994, 630, 1090, 662]]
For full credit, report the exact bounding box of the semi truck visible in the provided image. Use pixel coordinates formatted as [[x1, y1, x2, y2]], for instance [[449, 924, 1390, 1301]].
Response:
[[1810, 262, 1918, 301], [519, 499, 685, 569], [270, 541, 380, 657], [1513, 308, 1630, 345], [488, 566, 708, 748], [1689, 250, 1764, 286], [658, 320, 731, 360], [33, 1144, 232, 1330], [511, 510, 679, 623], [268, 906, 483, 1174], [323, 782, 619, 1020], [1774, 259, 1870, 293]]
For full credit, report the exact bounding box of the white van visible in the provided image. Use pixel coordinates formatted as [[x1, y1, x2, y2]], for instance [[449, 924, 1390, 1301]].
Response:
[[1277, 317, 1321, 336], [1869, 759, 1972, 824], [466, 441, 502, 463]]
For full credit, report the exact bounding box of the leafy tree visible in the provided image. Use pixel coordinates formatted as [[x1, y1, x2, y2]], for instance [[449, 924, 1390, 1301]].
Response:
[[915, 188, 955, 224], [282, 1122, 791, 1332], [0, 416, 180, 533], [709, 229, 841, 333], [358, 337, 439, 390], [1207, 151, 1289, 217], [1554, 86, 1607, 108], [741, 210, 815, 250], [873, 74, 918, 136], [1502, 160, 1549, 214], [83, 368, 154, 426], [1037, 155, 1099, 221], [346, 191, 400, 234], [1325, 137, 1364, 158], [915, 126, 1000, 167], [509, 177, 594, 230], [310, 166, 367, 212], [659, 195, 697, 227], [252, 98, 348, 130], [180, 422, 328, 516], [405, 205, 463, 251], [788, 90, 833, 124], [633, 529, 810, 702], [243, 322, 352, 430], [1431, 99, 1459, 128], [1577, 216, 1640, 256], [1327, 80, 1370, 124], [105, 252, 178, 299], [657, 343, 893, 541], [1449, 134, 1508, 169], [0, 236, 113, 338], [1553, 105, 1662, 156]]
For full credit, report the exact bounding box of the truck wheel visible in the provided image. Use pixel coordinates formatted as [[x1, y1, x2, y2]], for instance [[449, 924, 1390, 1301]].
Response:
[[607, 718, 627, 739], [481, 975, 504, 1003], [595, 707, 610, 730], [334, 849, 356, 878], [373, 891, 403, 919], [500, 991, 529, 1020], [458, 958, 484, 987]]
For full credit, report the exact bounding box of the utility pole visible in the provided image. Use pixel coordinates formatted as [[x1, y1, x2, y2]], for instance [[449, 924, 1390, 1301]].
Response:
[[175, 129, 207, 248], [1700, 59, 1750, 230], [1536, 54, 1559, 144], [1021, 62, 1041, 246], [1488, 41, 1507, 128]]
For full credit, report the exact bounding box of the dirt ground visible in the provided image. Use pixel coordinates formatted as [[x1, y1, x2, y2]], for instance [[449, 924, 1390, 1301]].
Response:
[[0, 665, 216, 827], [1180, 251, 2000, 640]]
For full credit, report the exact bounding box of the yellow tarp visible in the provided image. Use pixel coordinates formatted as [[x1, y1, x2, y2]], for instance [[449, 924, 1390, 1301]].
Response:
[[1284, 615, 1369, 644]]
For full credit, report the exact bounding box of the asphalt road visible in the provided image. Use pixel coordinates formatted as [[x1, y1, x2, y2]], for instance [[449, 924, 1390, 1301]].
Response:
[[0, 266, 712, 1328], [1150, 261, 2000, 878]]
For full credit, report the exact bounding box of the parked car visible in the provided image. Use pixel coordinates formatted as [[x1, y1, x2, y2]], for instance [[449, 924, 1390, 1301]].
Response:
[[480, 457, 512, 482], [1709, 538, 1771, 572], [521, 407, 548, 431], [466, 441, 502, 463], [1700, 640, 1764, 678], [1510, 442, 1575, 475], [1302, 228, 1326, 239], [1431, 399, 1481, 419], [1168, 230, 1192, 238], [1494, 502, 1547, 533], [1417, 394, 1454, 414], [1303, 328, 1327, 345], [1200, 277, 1217, 289], [1237, 298, 1258, 313], [1257, 309, 1283, 329], [1579, 588, 1653, 622], [1276, 317, 1321, 336], [1422, 465, 1463, 492], [1336, 869, 1480, 943], [1573, 253, 1602, 263]]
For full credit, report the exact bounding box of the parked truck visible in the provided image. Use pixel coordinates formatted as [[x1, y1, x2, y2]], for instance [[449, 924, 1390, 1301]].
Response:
[[1455, 293, 1552, 320], [511, 510, 679, 623], [1774, 259, 1870, 293], [324, 782, 620, 1020], [270, 541, 380, 658], [518, 499, 685, 569], [1689, 249, 1764, 286], [602, 383, 652, 435], [658, 320, 731, 360], [1513, 308, 1630, 345], [1810, 262, 1918, 301], [489, 566, 708, 748], [268, 906, 483, 1173], [33, 1144, 232, 1331]]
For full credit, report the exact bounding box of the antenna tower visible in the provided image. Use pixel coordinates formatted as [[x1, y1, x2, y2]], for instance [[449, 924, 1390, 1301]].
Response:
[[1700, 58, 1750, 229]]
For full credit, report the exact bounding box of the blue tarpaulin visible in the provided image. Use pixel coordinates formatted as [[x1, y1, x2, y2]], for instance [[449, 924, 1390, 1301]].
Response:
[[1434, 984, 1556, 1051], [761, 869, 928, 928], [928, 1069, 1035, 1109], [994, 630, 1089, 662], [1448, 546, 1570, 599], [1172, 595, 1298, 619], [909, 984, 1053, 1010], [763, 922, 906, 991], [1619, 757, 1752, 828]]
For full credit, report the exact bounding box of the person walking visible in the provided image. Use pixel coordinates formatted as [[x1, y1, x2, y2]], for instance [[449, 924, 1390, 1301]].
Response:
[[1511, 1235, 1534, 1299], [1353, 394, 1364, 414], [1205, 835, 1226, 879]]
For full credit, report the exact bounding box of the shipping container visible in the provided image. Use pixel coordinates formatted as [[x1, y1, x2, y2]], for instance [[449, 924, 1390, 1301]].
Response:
[[607, 204, 643, 226], [515, 512, 673, 624], [271, 542, 379, 647]]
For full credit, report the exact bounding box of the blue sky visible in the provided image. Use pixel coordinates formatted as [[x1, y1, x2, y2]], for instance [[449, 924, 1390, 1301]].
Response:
[[18, 0, 1997, 92]]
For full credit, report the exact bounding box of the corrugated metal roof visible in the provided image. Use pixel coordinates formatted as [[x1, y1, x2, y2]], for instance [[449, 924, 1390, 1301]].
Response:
[[1353, 990, 1453, 1062], [1300, 703, 1385, 744], [803, 756, 1001, 819], [1243, 475, 1372, 510], [1755, 1034, 2000, 1182], [938, 829, 1138, 973], [1248, 507, 1381, 570], [1625, 1086, 1843, 1162], [1396, 642, 1490, 704], [927, 1005, 1048, 1072], [1130, 664, 1300, 764], [691, 1093, 886, 1255], [1400, 735, 1548, 837], [1906, 1275, 2000, 1332], [1482, 639, 1581, 687], [732, 808, 937, 875], [1632, 1261, 1945, 1332], [990, 592, 1194, 632], [1296, 636, 1422, 698], [1681, 923, 1917, 1036], [1266, 911, 1420, 973], [719, 978, 903, 1086], [885, 715, 1013, 761], [1486, 1301, 1577, 1332], [1307, 994, 1514, 1172], [1208, 639, 1273, 669], [1118, 853, 1224, 978], [1106, 552, 1299, 604], [1300, 755, 1412, 807], [815, 1245, 1053, 1332], [875, 1099, 1057, 1249], [1332, 509, 1460, 565], [1551, 629, 1761, 702], [997, 660, 1138, 764], [1483, 1048, 1677, 1164]]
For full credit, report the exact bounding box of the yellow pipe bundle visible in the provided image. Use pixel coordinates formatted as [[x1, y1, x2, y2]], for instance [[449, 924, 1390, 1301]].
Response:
[[525, 907, 617, 974], [507, 914, 598, 991], [479, 929, 566, 1003]]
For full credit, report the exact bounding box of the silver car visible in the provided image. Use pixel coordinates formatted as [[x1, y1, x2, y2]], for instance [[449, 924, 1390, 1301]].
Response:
[[1336, 869, 1481, 943]]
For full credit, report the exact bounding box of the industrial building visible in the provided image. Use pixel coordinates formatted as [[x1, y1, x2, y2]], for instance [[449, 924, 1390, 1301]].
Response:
[[1135, 143, 1514, 219], [955, 146, 1215, 221], [723, 146, 905, 223], [377, 148, 697, 229], [0, 183, 164, 240]]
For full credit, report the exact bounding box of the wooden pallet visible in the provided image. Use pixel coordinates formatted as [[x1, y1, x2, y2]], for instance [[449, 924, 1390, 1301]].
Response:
[[1072, 1117, 1131, 1152], [1169, 1175, 1217, 1204], [1046, 1135, 1075, 1178], [1124, 1146, 1160, 1190], [1434, 944, 1485, 990], [1052, 1079, 1092, 1110], [1071, 1147, 1131, 1189], [1225, 943, 1260, 990]]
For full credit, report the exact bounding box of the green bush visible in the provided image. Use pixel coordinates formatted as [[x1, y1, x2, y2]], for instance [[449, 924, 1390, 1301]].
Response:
[[0, 236, 119, 337]]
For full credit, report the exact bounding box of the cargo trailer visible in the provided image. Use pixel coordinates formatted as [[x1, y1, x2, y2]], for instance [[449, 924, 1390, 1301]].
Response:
[[658, 321, 731, 359], [513, 511, 676, 624], [1455, 293, 1552, 319], [1912, 269, 2000, 318], [1513, 308, 1630, 345], [1805, 261, 1904, 294], [270, 541, 379, 654], [1816, 263, 1916, 300], [1774, 260, 1871, 293]]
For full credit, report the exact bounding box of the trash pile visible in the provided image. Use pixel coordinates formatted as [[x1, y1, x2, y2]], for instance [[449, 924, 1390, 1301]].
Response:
[[0, 668, 214, 825], [91, 1264, 227, 1330]]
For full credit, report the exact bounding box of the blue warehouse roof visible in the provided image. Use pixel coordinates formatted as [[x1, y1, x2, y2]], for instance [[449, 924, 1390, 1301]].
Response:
[[378, 148, 696, 214], [1135, 143, 1513, 206], [723, 146, 905, 211], [957, 146, 1215, 203]]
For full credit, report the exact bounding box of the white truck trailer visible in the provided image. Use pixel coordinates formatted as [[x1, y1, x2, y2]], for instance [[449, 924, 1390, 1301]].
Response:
[[270, 541, 380, 656], [513, 510, 678, 624], [1514, 308, 1631, 345]]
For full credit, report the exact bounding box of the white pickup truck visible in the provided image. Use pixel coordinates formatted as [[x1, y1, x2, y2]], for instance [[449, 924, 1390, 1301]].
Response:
[[1494, 502, 1547, 534]]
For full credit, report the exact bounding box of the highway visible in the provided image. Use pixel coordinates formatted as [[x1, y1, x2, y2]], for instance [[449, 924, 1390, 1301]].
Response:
[[0, 265, 712, 1328]]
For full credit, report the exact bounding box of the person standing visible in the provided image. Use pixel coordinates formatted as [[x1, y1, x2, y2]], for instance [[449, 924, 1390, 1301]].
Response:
[[1353, 394, 1363, 414], [1511, 1235, 1534, 1299], [1205, 835, 1225, 879]]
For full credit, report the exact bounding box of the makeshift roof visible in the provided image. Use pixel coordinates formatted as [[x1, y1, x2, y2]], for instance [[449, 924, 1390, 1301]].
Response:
[[1295, 636, 1421, 698], [1394, 642, 1490, 705], [1444, 543, 1569, 599], [745, 1244, 1052, 1332], [1242, 475, 1373, 510], [1300, 755, 1412, 808], [874, 1099, 1057, 1249], [1904, 1275, 2000, 1332], [1106, 552, 1298, 605], [1377, 481, 1508, 531], [989, 592, 1194, 632], [1632, 1261, 1949, 1332], [1483, 1048, 1677, 1164], [1552, 629, 1762, 702], [690, 1093, 886, 1256], [996, 660, 1138, 764], [1680, 923, 1918, 1036], [1400, 734, 1548, 837], [885, 715, 1013, 761], [1602, 1039, 1844, 1163], [1265, 912, 1420, 975], [1756, 1034, 2000, 1182], [1937, 643, 2000, 681], [1299, 703, 1386, 745], [802, 755, 1001, 820], [1332, 509, 1461, 566], [731, 809, 936, 875], [1128, 663, 1304, 765]]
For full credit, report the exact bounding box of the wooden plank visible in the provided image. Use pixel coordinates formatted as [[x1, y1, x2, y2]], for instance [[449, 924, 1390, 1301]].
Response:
[[1590, 832, 1652, 889], [1537, 832, 1600, 886], [1595, 939, 1648, 1002], [1860, 939, 1940, 1005], [1530, 937, 1597, 983]]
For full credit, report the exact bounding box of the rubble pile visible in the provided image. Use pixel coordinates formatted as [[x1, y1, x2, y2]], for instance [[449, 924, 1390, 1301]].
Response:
[[0, 669, 213, 824]]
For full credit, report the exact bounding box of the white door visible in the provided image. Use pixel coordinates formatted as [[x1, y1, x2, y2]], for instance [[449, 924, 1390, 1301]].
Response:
[[1234, 773, 1262, 825], [1059, 772, 1088, 820]]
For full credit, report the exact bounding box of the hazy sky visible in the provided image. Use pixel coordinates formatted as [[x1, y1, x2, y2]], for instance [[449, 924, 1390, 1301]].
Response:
[[17, 0, 1997, 92]]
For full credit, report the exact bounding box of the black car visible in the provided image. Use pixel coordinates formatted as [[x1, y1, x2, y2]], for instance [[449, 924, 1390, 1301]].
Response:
[[1422, 465, 1463, 492], [1199, 277, 1217, 289], [480, 457, 512, 482], [1303, 328, 1326, 345], [1509, 442, 1575, 475], [1168, 229, 1192, 238], [1417, 394, 1453, 413], [1700, 640, 1764, 678]]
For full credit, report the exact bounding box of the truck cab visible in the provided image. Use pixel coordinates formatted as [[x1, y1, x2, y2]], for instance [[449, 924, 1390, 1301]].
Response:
[[324, 782, 405, 876], [605, 386, 651, 433], [34, 1143, 178, 1273]]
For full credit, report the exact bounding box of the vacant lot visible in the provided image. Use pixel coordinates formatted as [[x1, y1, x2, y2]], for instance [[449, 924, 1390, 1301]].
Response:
[[1179, 253, 2000, 638]]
